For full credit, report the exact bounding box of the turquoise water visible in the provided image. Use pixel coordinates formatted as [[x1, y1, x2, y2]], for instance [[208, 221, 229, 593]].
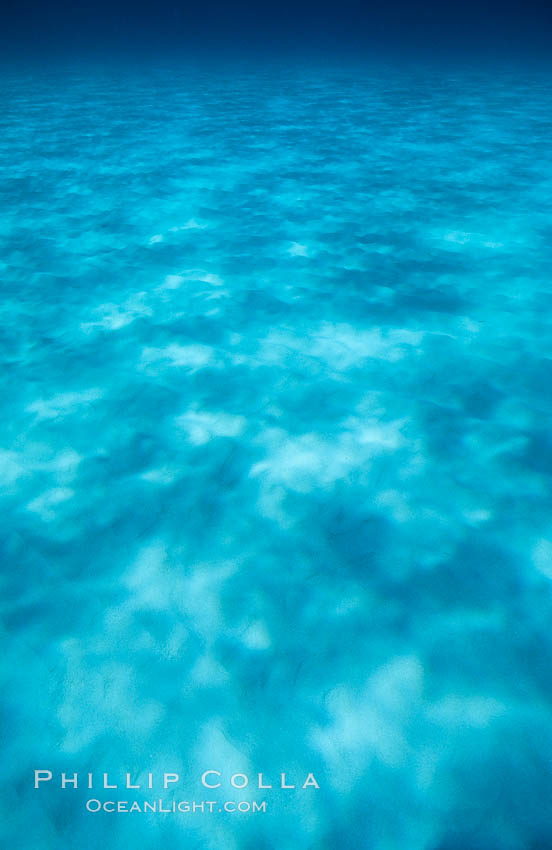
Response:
[[2, 62, 552, 848]]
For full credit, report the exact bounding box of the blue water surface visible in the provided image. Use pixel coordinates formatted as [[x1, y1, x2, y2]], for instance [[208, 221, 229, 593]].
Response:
[[2, 61, 552, 849]]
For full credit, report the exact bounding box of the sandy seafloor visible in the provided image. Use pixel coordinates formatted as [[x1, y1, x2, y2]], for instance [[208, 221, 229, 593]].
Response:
[[1, 61, 552, 849]]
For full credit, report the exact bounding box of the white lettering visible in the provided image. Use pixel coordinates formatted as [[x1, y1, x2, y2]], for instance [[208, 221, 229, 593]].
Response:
[[34, 770, 52, 788], [303, 773, 320, 789], [201, 770, 221, 789], [61, 773, 78, 788], [231, 773, 248, 789], [103, 773, 117, 789], [163, 773, 179, 788]]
